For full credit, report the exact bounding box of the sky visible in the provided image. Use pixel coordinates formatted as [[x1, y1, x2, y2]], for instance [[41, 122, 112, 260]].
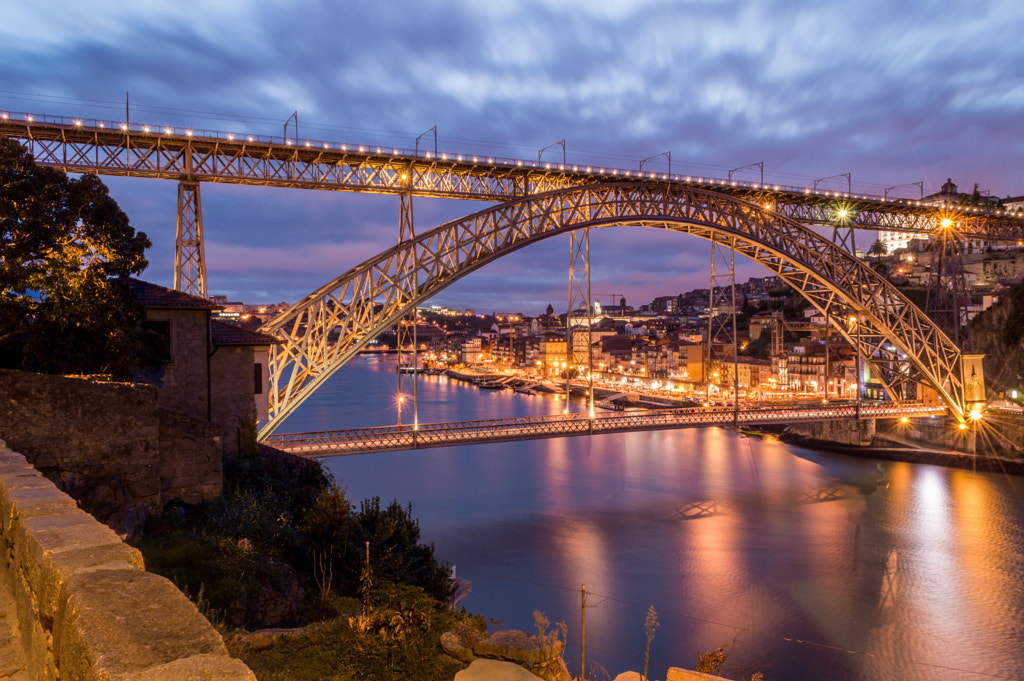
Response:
[[3, 0, 1024, 315]]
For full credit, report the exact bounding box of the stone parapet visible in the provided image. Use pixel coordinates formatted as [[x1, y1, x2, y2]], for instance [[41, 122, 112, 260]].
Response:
[[0, 439, 254, 680]]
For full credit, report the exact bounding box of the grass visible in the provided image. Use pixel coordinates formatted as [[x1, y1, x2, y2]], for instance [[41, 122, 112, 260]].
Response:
[[225, 591, 480, 681]]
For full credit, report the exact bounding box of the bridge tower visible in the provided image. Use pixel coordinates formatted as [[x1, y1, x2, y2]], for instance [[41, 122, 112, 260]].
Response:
[[173, 181, 207, 298], [925, 217, 971, 350], [396, 176, 419, 428], [707, 236, 738, 414], [566, 228, 595, 417]]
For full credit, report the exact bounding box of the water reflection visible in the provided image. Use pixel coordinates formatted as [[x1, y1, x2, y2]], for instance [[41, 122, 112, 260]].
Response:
[[286, 359, 1024, 681]]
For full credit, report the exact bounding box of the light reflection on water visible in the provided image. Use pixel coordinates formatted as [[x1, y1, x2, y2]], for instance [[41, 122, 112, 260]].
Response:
[[283, 358, 1024, 681]]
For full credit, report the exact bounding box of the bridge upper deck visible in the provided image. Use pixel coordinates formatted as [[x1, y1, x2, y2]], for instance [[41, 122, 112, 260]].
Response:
[[4, 111, 1023, 238]]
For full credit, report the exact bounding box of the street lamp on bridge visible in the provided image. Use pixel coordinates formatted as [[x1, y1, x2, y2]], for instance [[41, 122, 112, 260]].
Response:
[[639, 151, 671, 178]]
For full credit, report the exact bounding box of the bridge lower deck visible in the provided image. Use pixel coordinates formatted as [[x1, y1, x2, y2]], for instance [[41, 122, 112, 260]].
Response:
[[265, 402, 946, 457]]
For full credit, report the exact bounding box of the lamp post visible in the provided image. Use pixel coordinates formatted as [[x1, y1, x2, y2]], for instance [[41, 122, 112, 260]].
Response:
[[849, 314, 862, 421]]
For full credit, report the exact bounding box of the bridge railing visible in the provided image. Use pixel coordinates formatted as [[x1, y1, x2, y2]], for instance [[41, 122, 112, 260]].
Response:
[[264, 402, 946, 455], [7, 109, 1016, 213]]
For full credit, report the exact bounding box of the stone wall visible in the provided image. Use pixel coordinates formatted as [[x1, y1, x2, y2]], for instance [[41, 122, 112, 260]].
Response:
[[211, 345, 259, 455], [0, 440, 254, 680], [0, 369, 222, 516], [147, 308, 211, 423], [783, 417, 876, 446]]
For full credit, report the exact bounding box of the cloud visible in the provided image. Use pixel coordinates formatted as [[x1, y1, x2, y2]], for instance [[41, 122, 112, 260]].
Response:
[[5, 0, 1024, 312]]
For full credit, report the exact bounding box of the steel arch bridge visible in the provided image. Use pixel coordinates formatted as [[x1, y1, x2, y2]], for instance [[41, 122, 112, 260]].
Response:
[[259, 182, 974, 440]]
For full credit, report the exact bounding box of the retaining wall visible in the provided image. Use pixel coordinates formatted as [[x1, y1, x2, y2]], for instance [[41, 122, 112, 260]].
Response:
[[783, 417, 876, 446], [0, 439, 254, 680], [0, 369, 221, 517]]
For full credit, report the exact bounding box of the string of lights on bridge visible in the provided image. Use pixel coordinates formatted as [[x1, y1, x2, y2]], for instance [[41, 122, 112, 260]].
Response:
[[4, 109, 1022, 220]]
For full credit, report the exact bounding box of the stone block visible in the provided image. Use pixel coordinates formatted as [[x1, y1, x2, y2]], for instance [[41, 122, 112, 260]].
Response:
[[441, 631, 476, 663], [10, 511, 130, 618], [0, 468, 47, 489], [455, 658, 539, 681], [667, 667, 730, 681], [474, 629, 563, 664], [53, 569, 228, 681], [127, 476, 162, 499], [0, 449, 28, 464], [128, 654, 256, 681], [0, 484, 77, 535], [29, 541, 145, 623], [532, 655, 573, 681]]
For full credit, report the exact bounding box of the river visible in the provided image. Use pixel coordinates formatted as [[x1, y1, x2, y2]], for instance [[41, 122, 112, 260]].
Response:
[[281, 356, 1024, 681]]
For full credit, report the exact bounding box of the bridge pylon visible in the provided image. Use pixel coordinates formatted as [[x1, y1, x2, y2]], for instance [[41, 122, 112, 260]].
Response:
[[925, 215, 972, 350], [707, 235, 738, 419], [173, 180, 207, 298], [566, 226, 594, 418], [396, 187, 419, 429]]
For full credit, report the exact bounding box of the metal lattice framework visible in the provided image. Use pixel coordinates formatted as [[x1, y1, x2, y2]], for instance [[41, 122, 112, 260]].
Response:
[[566, 227, 594, 414], [707, 237, 738, 402], [259, 183, 971, 439], [264, 402, 945, 457], [4, 113, 1024, 238], [173, 181, 206, 297]]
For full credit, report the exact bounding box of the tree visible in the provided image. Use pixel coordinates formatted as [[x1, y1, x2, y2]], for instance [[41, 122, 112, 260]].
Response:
[[0, 138, 152, 377], [867, 239, 887, 259]]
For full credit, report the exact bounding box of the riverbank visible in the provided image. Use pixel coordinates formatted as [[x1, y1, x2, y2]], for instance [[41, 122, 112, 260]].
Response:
[[780, 428, 1024, 476], [443, 366, 699, 409], [444, 366, 1024, 477]]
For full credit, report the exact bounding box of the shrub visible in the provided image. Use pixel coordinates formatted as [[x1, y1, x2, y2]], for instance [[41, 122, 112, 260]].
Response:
[[347, 497, 452, 600]]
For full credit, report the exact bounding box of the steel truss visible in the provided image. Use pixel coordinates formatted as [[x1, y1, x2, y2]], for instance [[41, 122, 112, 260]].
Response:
[[4, 116, 1024, 239], [926, 225, 971, 350], [258, 183, 974, 439], [566, 228, 594, 415], [173, 181, 206, 297], [395, 190, 418, 427], [264, 402, 945, 457], [707, 237, 738, 408]]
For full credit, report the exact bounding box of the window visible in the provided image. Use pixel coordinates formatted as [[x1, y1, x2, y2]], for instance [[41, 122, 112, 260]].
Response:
[[142, 320, 172, 363], [254, 362, 263, 395]]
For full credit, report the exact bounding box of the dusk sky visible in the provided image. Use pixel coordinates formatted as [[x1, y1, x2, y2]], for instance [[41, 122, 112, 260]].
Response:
[[4, 1, 1023, 315]]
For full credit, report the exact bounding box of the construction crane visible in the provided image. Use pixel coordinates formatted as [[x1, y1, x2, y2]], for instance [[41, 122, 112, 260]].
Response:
[[593, 292, 625, 308]]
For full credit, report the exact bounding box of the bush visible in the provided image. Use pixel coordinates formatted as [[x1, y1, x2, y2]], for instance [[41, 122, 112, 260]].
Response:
[[347, 497, 452, 601], [142, 531, 304, 629], [299, 485, 355, 601]]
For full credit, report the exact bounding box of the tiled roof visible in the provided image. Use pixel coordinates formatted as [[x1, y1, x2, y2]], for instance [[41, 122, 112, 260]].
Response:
[[210, 319, 281, 346], [125, 279, 221, 311]]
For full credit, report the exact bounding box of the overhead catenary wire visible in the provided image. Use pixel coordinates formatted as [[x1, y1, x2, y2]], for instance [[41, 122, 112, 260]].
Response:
[[0, 89, 912, 195]]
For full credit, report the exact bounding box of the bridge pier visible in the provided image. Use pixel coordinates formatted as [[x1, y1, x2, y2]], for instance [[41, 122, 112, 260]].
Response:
[[784, 417, 876, 447]]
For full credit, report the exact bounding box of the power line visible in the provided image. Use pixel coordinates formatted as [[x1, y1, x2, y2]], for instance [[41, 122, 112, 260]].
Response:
[[458, 568, 1024, 681]]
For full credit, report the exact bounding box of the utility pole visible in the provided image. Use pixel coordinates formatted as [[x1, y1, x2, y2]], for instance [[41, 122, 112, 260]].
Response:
[[580, 584, 587, 681]]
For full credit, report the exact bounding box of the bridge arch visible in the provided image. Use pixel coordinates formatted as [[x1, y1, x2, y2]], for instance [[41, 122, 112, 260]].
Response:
[[259, 183, 966, 439]]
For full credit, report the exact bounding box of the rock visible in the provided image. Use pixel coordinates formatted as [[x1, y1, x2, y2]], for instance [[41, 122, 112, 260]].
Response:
[[473, 629, 563, 664], [107, 500, 147, 543], [667, 667, 729, 680], [455, 658, 539, 681], [441, 631, 476, 663], [613, 673, 645, 681], [531, 654, 573, 681], [232, 627, 308, 652]]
